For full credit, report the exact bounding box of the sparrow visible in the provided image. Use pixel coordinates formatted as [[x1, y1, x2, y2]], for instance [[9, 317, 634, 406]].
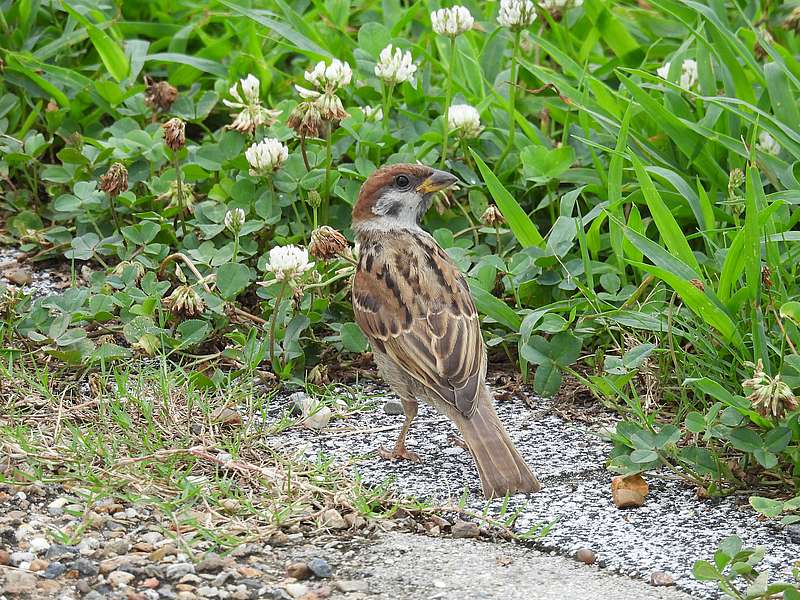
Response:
[[351, 163, 541, 499]]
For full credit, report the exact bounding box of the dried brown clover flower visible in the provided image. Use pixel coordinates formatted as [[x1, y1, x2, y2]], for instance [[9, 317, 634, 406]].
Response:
[[162, 117, 186, 151], [309, 226, 349, 260], [287, 101, 325, 139], [163, 284, 204, 317], [144, 76, 179, 112], [99, 162, 128, 197], [481, 205, 505, 227]]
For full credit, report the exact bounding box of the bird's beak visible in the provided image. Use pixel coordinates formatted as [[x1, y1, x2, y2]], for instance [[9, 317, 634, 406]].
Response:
[[416, 169, 459, 194]]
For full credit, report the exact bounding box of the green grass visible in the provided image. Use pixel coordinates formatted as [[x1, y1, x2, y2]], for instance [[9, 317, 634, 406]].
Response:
[[0, 357, 407, 547], [1, 0, 799, 512]]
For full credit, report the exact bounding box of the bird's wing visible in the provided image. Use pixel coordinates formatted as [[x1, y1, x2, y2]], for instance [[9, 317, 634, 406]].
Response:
[[352, 232, 485, 417]]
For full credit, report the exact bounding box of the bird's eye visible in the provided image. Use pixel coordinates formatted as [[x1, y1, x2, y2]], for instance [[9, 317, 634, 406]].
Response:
[[395, 174, 410, 189]]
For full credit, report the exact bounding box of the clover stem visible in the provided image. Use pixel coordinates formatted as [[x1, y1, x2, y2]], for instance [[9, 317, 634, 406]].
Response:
[[269, 279, 289, 374], [322, 125, 333, 222], [497, 30, 522, 167], [382, 82, 394, 136], [107, 193, 122, 231], [299, 136, 311, 171], [440, 36, 457, 168], [172, 151, 185, 237]]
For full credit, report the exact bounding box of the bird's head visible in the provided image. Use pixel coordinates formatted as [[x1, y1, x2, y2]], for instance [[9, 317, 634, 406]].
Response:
[[351, 163, 458, 233]]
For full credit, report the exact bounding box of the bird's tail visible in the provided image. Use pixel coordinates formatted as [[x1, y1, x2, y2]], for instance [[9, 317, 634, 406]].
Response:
[[451, 390, 540, 499]]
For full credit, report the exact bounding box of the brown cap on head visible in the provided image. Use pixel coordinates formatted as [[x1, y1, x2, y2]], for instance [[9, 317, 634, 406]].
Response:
[[351, 163, 457, 224]]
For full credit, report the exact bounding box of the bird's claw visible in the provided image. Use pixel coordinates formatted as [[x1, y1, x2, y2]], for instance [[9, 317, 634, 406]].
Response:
[[378, 446, 421, 463], [448, 434, 468, 449]]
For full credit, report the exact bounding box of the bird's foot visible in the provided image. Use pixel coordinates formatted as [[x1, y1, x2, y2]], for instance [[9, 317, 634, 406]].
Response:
[[448, 434, 468, 450], [378, 445, 421, 462]]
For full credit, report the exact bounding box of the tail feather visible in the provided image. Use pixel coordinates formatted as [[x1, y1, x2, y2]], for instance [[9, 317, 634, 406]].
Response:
[[452, 392, 540, 499]]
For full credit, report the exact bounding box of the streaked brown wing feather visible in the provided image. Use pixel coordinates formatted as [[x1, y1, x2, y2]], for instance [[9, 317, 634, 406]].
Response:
[[353, 233, 484, 417]]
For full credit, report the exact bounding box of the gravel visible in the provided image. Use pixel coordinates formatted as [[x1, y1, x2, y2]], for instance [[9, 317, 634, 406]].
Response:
[[0, 248, 73, 298], [263, 391, 799, 598]]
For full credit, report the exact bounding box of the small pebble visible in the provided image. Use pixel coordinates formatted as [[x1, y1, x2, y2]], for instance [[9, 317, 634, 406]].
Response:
[[308, 557, 332, 578], [29, 557, 49, 571], [196, 553, 226, 573], [2, 570, 37, 594], [141, 532, 164, 545], [46, 544, 78, 560], [322, 509, 347, 530], [42, 562, 67, 579], [285, 582, 309, 598], [286, 562, 311, 580], [575, 548, 596, 565], [106, 538, 131, 555], [71, 557, 99, 577], [108, 569, 135, 588], [651, 571, 675, 586], [29, 537, 50, 553], [451, 520, 479, 539], [142, 577, 160, 589], [10, 551, 35, 566], [166, 562, 196, 579]]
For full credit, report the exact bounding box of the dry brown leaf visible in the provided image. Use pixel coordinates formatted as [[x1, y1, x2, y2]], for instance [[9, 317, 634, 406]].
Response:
[[611, 474, 649, 508]]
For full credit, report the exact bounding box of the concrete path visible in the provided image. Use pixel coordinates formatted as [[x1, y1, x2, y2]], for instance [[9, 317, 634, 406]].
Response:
[[342, 532, 695, 600]]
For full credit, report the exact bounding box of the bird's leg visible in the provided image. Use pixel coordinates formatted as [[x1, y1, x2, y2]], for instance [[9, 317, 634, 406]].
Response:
[[378, 398, 420, 462]]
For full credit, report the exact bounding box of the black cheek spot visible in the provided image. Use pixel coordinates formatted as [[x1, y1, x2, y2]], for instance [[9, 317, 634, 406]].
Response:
[[384, 201, 402, 217], [365, 253, 374, 272]]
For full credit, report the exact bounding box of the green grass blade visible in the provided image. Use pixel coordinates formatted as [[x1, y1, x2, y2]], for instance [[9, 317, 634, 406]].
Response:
[[63, 2, 129, 82], [468, 282, 522, 332], [471, 150, 544, 248], [219, 0, 330, 59], [628, 261, 742, 351], [145, 53, 228, 77], [629, 152, 701, 274]]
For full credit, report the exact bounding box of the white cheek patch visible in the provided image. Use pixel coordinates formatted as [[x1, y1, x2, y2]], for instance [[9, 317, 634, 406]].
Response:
[[372, 189, 421, 228]]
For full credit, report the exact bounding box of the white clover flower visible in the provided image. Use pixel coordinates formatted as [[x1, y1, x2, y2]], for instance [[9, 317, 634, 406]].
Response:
[[262, 245, 314, 282], [448, 104, 483, 139], [304, 59, 353, 92], [245, 138, 289, 176], [362, 106, 383, 121], [315, 93, 348, 122], [228, 73, 261, 105], [374, 45, 417, 85], [224, 74, 281, 134], [224, 208, 246, 234], [431, 6, 474, 37], [657, 59, 698, 90], [228, 105, 282, 135], [294, 84, 321, 100], [297, 59, 352, 123], [757, 131, 781, 156], [497, 0, 537, 29]]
